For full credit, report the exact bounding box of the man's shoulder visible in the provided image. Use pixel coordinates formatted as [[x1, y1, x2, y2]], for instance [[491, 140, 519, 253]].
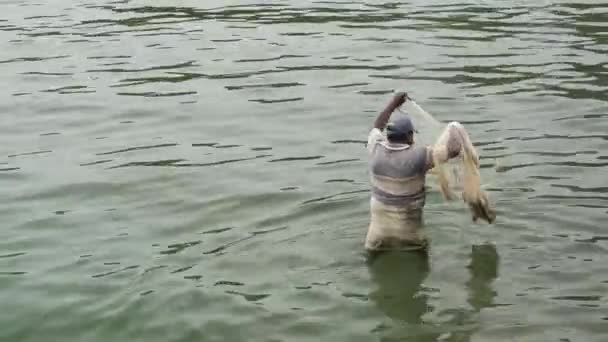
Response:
[[368, 128, 384, 140], [367, 128, 385, 152]]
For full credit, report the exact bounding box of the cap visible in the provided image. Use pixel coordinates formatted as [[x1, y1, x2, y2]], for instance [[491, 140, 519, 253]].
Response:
[[386, 116, 415, 141]]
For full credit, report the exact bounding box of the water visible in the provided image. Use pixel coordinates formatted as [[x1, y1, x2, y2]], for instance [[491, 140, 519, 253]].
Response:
[[1, 1, 607, 341]]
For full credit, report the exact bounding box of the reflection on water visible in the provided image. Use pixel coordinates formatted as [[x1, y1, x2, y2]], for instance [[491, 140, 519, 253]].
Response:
[[368, 244, 499, 341], [467, 244, 499, 312], [367, 251, 435, 340]]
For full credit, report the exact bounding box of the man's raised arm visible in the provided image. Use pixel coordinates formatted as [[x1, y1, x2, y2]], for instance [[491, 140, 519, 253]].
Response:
[[373, 92, 407, 130]]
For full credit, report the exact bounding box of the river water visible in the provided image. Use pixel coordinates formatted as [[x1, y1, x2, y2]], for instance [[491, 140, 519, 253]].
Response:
[[1, 1, 607, 341]]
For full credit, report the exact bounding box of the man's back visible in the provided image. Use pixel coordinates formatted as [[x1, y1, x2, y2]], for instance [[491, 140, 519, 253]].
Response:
[[365, 127, 432, 251], [368, 128, 430, 207]]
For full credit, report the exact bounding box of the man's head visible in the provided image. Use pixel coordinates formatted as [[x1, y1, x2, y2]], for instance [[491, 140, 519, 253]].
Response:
[[386, 116, 415, 145]]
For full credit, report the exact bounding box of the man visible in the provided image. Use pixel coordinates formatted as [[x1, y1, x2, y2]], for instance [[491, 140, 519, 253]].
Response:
[[365, 92, 465, 252]]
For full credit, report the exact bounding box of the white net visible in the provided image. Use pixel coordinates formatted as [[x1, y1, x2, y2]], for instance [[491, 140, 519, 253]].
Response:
[[401, 100, 496, 224]]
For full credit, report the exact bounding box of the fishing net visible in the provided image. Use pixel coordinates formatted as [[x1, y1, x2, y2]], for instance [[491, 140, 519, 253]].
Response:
[[401, 100, 496, 224]]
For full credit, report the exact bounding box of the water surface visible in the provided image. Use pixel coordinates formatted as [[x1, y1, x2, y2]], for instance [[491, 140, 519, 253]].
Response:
[[1, 1, 607, 341]]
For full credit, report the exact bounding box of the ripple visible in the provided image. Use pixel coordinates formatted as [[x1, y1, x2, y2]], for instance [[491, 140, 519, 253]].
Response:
[[80, 159, 112, 166], [202, 225, 286, 256], [100, 61, 129, 66], [278, 64, 403, 72], [213, 144, 241, 149], [530, 195, 608, 202], [170, 265, 194, 274], [202, 234, 253, 255], [342, 292, 368, 301], [41, 85, 93, 94], [0, 252, 26, 259], [87, 55, 131, 59], [214, 280, 244, 286], [0, 55, 69, 64], [24, 31, 65, 37], [225, 82, 304, 90], [528, 175, 569, 180], [8, 150, 51, 158], [268, 156, 323, 163], [496, 161, 608, 173], [551, 295, 602, 302], [225, 290, 270, 302], [112, 73, 204, 87], [0, 271, 27, 276], [116, 91, 197, 97], [96, 143, 178, 156], [251, 226, 287, 236], [201, 227, 233, 235], [21, 71, 74, 76], [316, 158, 360, 166], [92, 265, 138, 278], [173, 155, 270, 168], [574, 236, 608, 244], [568, 204, 608, 210], [88, 60, 196, 73], [143, 265, 168, 274], [551, 185, 608, 193], [234, 54, 309, 63], [24, 14, 68, 19], [160, 240, 202, 255], [192, 143, 218, 147], [302, 189, 368, 205], [358, 89, 393, 95], [325, 179, 355, 184], [554, 113, 608, 121], [331, 139, 366, 145], [210, 38, 241, 43], [249, 97, 303, 104], [108, 159, 186, 169], [327, 82, 370, 88]]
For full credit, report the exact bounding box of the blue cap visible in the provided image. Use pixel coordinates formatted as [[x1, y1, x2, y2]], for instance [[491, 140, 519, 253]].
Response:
[[386, 116, 415, 141]]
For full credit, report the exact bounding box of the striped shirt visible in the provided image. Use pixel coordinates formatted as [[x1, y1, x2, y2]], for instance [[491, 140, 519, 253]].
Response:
[[365, 128, 433, 250], [367, 128, 433, 208]]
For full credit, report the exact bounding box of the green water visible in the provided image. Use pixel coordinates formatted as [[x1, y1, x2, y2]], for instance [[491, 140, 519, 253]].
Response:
[[1, 1, 607, 341]]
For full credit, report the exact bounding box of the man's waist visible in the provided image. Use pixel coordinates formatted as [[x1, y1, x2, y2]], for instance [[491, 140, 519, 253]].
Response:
[[371, 186, 426, 207]]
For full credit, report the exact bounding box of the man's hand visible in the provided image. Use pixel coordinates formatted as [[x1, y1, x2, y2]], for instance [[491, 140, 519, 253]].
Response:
[[374, 92, 408, 130], [391, 92, 408, 109]]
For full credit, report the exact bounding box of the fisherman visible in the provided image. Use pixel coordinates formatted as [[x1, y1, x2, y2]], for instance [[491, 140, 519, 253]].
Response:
[[365, 92, 468, 252]]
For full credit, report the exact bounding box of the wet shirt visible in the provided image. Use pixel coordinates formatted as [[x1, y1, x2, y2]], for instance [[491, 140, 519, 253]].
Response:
[[365, 128, 433, 250], [367, 128, 432, 209]]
